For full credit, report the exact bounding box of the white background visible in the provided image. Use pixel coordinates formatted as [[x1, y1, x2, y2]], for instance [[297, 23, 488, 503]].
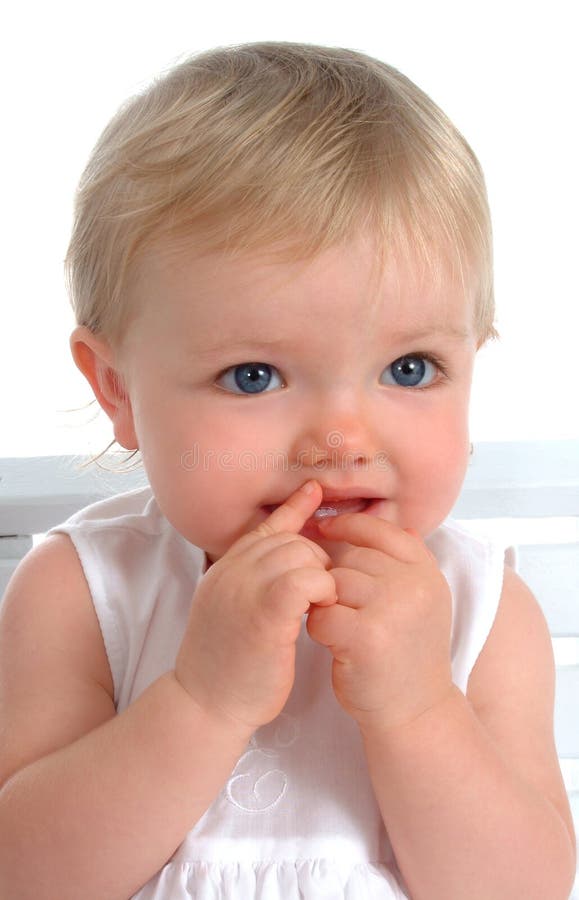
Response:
[[1, 0, 577, 458]]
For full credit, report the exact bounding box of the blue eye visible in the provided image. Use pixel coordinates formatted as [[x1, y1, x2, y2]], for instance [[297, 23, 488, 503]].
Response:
[[382, 355, 438, 388], [216, 362, 284, 394]]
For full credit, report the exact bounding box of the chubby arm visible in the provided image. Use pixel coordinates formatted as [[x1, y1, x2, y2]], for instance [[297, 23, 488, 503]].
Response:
[[0, 480, 336, 900], [309, 515, 576, 900], [0, 535, 252, 900], [362, 568, 576, 900]]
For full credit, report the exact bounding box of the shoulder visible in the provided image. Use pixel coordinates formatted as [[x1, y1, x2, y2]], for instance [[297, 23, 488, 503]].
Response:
[[1, 533, 115, 700], [466, 565, 575, 848], [467, 565, 554, 715], [0, 534, 115, 786], [1, 530, 105, 633], [1, 531, 104, 634], [428, 520, 510, 687]]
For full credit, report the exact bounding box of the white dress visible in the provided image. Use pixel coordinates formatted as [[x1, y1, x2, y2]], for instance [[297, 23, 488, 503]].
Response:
[[49, 487, 511, 899]]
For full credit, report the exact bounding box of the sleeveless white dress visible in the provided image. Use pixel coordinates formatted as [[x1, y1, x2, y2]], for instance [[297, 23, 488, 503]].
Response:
[[49, 487, 511, 899]]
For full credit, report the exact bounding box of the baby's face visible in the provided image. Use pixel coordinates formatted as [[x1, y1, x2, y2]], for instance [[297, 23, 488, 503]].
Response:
[[119, 232, 478, 563]]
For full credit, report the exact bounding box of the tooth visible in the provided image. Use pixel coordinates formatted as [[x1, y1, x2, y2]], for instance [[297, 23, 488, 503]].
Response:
[[313, 507, 340, 518]]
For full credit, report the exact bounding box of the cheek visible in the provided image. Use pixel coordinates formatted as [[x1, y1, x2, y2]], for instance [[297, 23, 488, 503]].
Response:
[[396, 406, 471, 524], [139, 412, 281, 554], [146, 456, 260, 557], [417, 415, 470, 479]]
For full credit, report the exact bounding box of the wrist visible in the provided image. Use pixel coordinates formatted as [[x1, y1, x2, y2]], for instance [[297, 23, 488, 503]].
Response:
[[357, 682, 462, 745], [165, 671, 256, 746]]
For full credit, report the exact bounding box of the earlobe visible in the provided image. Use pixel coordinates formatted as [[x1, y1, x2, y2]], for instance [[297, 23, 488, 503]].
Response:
[[70, 326, 138, 450]]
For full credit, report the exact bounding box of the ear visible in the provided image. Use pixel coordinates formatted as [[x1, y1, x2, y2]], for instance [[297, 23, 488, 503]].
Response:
[[70, 326, 138, 450]]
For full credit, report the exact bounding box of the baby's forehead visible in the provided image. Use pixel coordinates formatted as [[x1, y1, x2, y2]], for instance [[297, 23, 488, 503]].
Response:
[[127, 233, 476, 350], [134, 230, 473, 297]]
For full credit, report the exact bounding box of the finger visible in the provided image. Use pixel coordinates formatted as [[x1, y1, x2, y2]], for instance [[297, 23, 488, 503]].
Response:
[[307, 602, 358, 653], [327, 544, 388, 577], [316, 514, 420, 562], [228, 516, 332, 571], [330, 567, 377, 609], [253, 480, 322, 537], [264, 567, 338, 623], [257, 532, 333, 571]]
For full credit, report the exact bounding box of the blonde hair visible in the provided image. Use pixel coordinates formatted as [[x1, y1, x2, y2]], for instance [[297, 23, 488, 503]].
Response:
[[66, 41, 496, 347]]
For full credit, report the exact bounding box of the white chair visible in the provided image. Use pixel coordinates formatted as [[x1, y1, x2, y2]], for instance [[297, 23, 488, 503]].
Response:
[[1, 441, 578, 894]]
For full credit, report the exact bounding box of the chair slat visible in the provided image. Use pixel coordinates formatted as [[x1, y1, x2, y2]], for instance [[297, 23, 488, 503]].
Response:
[[0, 456, 146, 535], [0, 536, 33, 599], [0, 536, 33, 559], [453, 439, 579, 519]]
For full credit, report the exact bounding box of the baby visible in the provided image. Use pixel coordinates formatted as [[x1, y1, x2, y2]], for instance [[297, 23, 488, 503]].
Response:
[[0, 42, 575, 900]]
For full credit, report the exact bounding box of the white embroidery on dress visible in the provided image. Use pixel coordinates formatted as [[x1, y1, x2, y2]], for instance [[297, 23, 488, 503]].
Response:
[[225, 713, 299, 813]]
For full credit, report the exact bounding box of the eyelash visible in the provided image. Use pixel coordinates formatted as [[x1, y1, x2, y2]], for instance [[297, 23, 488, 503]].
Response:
[[214, 352, 450, 395], [412, 352, 449, 383]]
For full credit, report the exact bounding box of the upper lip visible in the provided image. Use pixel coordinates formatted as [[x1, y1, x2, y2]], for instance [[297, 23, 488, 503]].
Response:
[[317, 486, 380, 502]]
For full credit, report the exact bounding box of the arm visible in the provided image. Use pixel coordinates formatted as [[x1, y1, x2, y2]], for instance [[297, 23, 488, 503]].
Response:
[[309, 517, 576, 900], [0, 535, 252, 900], [0, 481, 334, 900], [364, 569, 576, 900]]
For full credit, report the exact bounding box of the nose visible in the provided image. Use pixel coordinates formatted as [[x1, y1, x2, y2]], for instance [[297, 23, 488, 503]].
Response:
[[289, 397, 383, 474]]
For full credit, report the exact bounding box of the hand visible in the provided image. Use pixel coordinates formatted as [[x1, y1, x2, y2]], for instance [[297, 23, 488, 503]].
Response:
[[306, 514, 454, 734], [175, 481, 337, 734]]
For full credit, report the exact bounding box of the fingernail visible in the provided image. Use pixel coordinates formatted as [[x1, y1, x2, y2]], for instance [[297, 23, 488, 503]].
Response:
[[302, 480, 317, 495]]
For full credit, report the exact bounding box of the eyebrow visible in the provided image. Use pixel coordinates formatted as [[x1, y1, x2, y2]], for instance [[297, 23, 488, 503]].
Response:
[[193, 337, 296, 358], [194, 326, 471, 358], [388, 325, 473, 343]]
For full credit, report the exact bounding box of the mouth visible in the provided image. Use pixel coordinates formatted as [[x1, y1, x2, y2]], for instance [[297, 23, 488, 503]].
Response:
[[262, 496, 385, 531], [310, 497, 374, 517]]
